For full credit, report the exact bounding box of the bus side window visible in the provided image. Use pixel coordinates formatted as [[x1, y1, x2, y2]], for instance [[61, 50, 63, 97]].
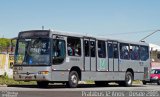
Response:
[[130, 45, 140, 60], [120, 43, 130, 60], [107, 42, 118, 58], [98, 40, 106, 58], [113, 44, 118, 58], [52, 39, 66, 64], [90, 41, 95, 57], [84, 40, 89, 57], [140, 46, 149, 61], [108, 43, 113, 58], [67, 37, 81, 56]]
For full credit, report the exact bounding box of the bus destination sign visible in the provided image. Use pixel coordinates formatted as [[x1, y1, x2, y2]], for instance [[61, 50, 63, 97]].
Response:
[[19, 30, 49, 38]]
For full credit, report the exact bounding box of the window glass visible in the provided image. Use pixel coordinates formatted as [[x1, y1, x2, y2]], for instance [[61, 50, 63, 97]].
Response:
[[113, 43, 118, 58], [67, 37, 81, 56], [98, 41, 106, 58], [140, 46, 149, 61], [120, 43, 130, 60], [155, 69, 160, 74], [130, 45, 140, 60], [84, 40, 89, 57], [151, 69, 155, 74], [52, 39, 65, 64], [15, 38, 50, 65], [90, 41, 95, 57], [108, 43, 113, 58]]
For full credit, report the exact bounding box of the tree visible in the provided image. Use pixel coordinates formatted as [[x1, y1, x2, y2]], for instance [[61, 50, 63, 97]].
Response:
[[0, 38, 11, 53]]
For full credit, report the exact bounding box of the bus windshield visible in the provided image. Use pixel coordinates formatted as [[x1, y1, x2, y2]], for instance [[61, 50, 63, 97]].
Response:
[[15, 38, 50, 65]]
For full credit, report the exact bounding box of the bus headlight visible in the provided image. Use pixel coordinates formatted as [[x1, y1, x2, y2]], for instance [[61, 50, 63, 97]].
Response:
[[38, 71, 49, 75]]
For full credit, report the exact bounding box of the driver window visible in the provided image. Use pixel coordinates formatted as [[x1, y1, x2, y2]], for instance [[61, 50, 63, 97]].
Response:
[[52, 39, 66, 64]]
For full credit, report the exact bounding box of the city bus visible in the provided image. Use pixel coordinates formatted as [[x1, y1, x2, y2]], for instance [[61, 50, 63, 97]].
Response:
[[13, 30, 150, 88]]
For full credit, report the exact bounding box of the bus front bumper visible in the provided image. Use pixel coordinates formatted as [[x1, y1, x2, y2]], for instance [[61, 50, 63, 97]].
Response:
[[13, 73, 51, 81]]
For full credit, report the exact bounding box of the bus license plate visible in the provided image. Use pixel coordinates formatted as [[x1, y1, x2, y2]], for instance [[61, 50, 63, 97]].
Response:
[[25, 76, 32, 80]]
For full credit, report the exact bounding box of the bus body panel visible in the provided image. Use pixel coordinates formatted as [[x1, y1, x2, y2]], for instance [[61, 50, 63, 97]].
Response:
[[51, 71, 69, 81], [81, 71, 125, 81], [134, 72, 144, 80]]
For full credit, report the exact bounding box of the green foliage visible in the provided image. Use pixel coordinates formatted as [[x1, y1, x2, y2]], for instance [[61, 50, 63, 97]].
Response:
[[0, 38, 16, 53], [0, 76, 36, 85], [11, 40, 16, 47], [0, 38, 11, 52], [0, 38, 10, 47]]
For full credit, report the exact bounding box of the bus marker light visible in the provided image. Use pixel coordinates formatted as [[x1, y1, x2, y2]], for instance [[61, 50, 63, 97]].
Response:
[[38, 71, 49, 75]]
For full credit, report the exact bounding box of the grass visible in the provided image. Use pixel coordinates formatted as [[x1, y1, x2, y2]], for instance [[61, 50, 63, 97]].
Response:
[[85, 80, 94, 84], [0, 76, 36, 85], [133, 80, 142, 84]]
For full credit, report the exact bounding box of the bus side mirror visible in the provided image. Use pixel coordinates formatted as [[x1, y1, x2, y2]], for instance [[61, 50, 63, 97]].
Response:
[[11, 45, 13, 53]]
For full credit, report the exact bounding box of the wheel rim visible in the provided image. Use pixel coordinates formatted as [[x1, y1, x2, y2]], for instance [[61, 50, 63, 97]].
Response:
[[71, 74, 77, 84], [126, 74, 132, 85]]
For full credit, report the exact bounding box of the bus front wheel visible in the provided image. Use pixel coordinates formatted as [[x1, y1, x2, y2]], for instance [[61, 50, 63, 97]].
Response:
[[67, 71, 79, 88]]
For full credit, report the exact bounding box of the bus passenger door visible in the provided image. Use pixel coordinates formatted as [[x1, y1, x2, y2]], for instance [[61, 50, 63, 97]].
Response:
[[84, 39, 90, 71], [107, 41, 119, 71], [97, 40, 108, 71], [113, 42, 119, 71], [90, 39, 96, 71], [83, 38, 96, 71]]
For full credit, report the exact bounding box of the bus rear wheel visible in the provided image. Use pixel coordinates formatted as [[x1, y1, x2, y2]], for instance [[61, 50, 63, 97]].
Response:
[[37, 81, 49, 88], [119, 72, 133, 87], [67, 71, 79, 88], [124, 72, 133, 87]]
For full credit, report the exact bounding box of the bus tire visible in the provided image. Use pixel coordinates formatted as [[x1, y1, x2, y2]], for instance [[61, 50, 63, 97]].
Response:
[[37, 81, 49, 88], [125, 72, 133, 87], [67, 71, 79, 88]]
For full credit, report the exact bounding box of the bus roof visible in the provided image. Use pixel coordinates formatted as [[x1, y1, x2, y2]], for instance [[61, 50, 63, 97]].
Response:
[[19, 29, 149, 46]]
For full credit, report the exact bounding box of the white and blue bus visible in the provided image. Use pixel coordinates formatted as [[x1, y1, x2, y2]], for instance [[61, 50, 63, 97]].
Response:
[[13, 30, 150, 88]]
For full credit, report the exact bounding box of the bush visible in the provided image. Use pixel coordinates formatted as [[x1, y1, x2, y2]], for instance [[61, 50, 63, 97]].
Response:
[[0, 76, 36, 85]]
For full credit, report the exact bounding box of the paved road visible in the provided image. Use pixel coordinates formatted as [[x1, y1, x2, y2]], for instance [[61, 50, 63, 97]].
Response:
[[0, 84, 160, 97]]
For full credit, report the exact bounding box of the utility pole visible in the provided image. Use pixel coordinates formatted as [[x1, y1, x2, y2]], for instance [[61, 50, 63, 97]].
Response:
[[139, 30, 160, 42]]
